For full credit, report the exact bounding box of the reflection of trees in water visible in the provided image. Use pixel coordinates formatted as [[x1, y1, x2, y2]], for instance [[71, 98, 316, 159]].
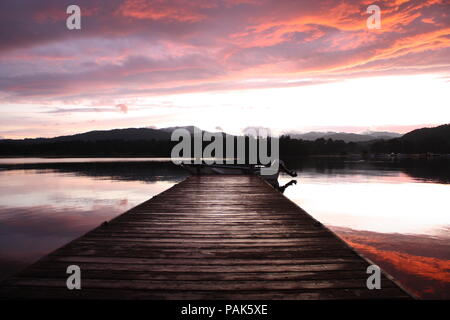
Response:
[[374, 159, 450, 184], [0, 161, 189, 183], [1, 158, 449, 184], [283, 158, 450, 184]]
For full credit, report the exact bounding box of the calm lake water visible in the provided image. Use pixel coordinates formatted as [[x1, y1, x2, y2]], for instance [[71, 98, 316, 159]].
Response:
[[0, 157, 448, 299]]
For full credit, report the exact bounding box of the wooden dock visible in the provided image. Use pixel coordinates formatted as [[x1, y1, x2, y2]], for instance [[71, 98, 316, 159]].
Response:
[[0, 175, 411, 299]]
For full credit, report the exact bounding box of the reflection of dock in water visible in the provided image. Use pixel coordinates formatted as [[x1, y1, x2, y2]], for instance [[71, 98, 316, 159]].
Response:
[[0, 175, 411, 299]]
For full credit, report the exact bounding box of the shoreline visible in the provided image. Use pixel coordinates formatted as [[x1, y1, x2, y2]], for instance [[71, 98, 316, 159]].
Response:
[[1, 153, 450, 160]]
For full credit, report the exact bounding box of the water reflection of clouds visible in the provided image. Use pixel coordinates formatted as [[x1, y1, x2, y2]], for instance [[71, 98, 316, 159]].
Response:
[[278, 163, 450, 298], [282, 177, 450, 235], [0, 167, 179, 266], [333, 227, 450, 299], [0, 205, 112, 263], [0, 169, 175, 209], [299, 171, 414, 184]]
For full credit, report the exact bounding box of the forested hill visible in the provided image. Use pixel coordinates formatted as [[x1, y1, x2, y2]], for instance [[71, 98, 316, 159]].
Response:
[[0, 126, 223, 157], [30, 127, 172, 142], [370, 124, 450, 154]]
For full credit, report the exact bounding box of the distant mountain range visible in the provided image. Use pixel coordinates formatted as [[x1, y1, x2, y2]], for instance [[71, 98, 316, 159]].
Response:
[[0, 124, 448, 156], [6, 126, 401, 143], [42, 127, 172, 142], [16, 126, 215, 143], [284, 131, 402, 142]]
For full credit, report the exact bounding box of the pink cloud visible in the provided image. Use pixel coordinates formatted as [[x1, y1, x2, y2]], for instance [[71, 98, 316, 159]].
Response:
[[116, 104, 129, 114], [0, 0, 448, 104]]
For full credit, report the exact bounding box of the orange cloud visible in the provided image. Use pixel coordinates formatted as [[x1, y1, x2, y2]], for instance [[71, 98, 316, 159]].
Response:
[[225, 0, 449, 78]]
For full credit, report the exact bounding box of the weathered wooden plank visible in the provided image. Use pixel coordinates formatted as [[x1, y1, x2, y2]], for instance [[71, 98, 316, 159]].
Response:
[[40, 256, 366, 266], [0, 175, 412, 299], [0, 286, 409, 300], [2, 277, 400, 291], [82, 232, 327, 240], [14, 261, 368, 273], [14, 269, 391, 282], [49, 246, 360, 259]]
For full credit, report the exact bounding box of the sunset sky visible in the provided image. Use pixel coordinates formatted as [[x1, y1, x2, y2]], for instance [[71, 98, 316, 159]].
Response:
[[0, 0, 449, 138]]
